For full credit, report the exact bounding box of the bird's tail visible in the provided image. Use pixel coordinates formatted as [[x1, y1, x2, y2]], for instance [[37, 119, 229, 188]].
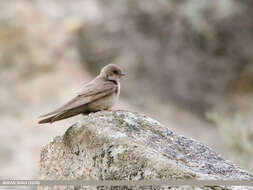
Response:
[[38, 116, 55, 124], [38, 106, 89, 124]]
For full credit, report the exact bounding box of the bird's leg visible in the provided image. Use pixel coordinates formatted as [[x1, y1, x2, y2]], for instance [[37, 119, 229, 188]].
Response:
[[106, 108, 116, 112]]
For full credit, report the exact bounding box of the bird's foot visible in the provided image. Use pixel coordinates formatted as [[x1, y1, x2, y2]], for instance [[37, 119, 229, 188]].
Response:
[[106, 108, 116, 112]]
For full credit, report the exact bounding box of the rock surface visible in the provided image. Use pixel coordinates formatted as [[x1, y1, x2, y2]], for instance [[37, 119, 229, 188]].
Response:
[[39, 111, 253, 190]]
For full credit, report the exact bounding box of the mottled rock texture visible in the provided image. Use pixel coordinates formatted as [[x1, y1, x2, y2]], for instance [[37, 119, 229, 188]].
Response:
[[39, 111, 253, 190]]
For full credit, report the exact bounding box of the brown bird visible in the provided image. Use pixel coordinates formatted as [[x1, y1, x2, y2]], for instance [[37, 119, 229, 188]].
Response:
[[38, 64, 125, 124]]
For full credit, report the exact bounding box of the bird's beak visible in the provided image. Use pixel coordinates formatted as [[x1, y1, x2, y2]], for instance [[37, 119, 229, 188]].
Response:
[[120, 73, 126, 76]]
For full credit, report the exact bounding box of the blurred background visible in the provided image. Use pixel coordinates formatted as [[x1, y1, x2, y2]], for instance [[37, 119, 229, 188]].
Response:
[[0, 0, 253, 187]]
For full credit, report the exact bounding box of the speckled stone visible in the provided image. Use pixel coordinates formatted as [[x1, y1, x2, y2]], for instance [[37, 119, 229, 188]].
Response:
[[39, 111, 253, 190]]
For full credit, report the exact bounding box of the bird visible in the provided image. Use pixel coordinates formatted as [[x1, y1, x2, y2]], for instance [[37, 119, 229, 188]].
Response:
[[38, 64, 125, 124]]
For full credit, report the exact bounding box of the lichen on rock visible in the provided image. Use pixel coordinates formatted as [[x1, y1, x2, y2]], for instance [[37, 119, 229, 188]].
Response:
[[39, 111, 253, 190]]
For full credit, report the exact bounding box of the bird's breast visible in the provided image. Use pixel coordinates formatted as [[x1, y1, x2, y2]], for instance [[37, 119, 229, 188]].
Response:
[[116, 81, 120, 97], [87, 83, 120, 111]]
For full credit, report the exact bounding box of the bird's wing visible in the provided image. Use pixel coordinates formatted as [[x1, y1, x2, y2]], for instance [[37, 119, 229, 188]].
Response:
[[39, 79, 117, 118]]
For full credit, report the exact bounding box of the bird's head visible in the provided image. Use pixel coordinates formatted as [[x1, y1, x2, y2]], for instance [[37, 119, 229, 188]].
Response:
[[100, 64, 126, 81]]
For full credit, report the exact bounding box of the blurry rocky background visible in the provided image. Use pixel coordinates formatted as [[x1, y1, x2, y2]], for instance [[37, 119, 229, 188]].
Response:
[[0, 0, 253, 188]]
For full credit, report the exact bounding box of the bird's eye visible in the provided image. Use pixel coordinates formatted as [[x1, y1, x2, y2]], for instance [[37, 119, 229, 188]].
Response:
[[113, 70, 118, 74]]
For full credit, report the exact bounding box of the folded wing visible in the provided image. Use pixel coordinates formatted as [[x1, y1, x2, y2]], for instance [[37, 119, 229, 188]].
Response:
[[39, 79, 117, 122]]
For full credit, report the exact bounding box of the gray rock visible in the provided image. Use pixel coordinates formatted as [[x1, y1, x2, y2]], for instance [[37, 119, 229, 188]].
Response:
[[39, 111, 253, 190]]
